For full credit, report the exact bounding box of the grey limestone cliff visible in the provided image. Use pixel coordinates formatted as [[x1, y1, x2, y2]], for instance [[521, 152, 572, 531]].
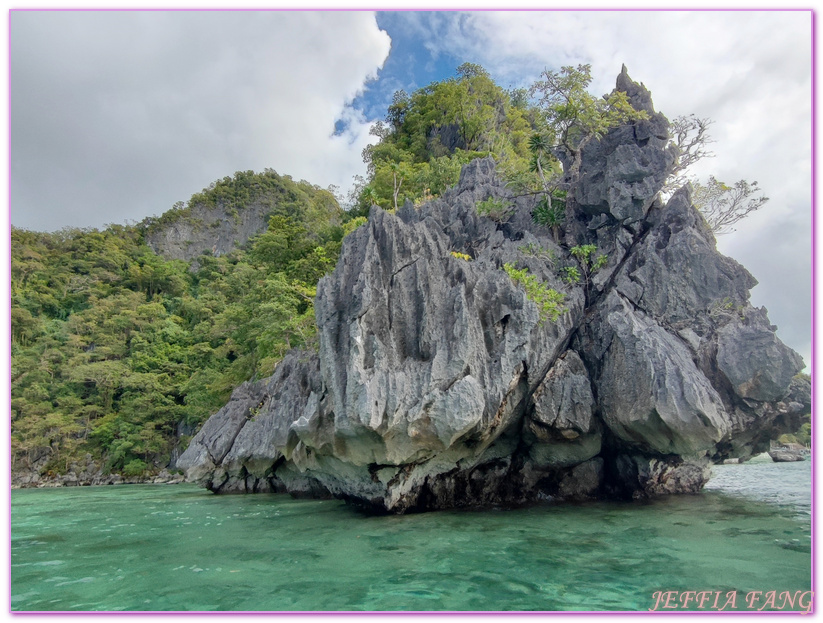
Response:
[[178, 68, 806, 511], [145, 200, 273, 263], [144, 171, 341, 265]]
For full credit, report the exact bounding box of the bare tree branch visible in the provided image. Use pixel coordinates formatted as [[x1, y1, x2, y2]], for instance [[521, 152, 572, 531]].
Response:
[[664, 114, 715, 193], [692, 176, 769, 235]]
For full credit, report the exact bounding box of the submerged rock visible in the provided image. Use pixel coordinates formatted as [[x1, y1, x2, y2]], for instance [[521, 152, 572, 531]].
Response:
[[768, 449, 806, 463], [179, 68, 806, 512]]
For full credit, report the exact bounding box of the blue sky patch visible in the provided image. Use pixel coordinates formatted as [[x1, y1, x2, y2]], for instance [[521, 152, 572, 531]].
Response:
[[349, 12, 467, 123]]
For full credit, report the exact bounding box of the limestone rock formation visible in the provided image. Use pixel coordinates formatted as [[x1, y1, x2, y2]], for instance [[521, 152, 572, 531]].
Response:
[[144, 171, 341, 264], [178, 68, 806, 511], [145, 200, 273, 263]]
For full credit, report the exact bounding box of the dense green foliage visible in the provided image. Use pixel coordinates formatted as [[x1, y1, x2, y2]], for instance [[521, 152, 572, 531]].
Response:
[[351, 63, 544, 213], [530, 64, 647, 156], [145, 169, 341, 237], [351, 62, 649, 249], [11, 171, 349, 478]]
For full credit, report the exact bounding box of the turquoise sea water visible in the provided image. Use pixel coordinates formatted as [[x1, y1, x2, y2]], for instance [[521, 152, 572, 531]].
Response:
[[11, 460, 812, 612]]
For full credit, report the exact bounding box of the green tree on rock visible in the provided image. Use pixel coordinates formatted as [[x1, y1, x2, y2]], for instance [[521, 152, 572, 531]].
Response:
[[534, 65, 647, 177], [530, 64, 647, 159], [357, 63, 539, 212]]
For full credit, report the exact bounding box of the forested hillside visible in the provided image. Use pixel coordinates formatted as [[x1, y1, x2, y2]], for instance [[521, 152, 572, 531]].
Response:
[[11, 172, 348, 481], [12, 64, 547, 483], [144, 169, 343, 262]]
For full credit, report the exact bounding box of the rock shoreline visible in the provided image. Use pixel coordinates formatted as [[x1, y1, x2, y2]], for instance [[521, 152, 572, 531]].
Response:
[[12, 466, 185, 489], [12, 453, 185, 489], [768, 447, 807, 462]]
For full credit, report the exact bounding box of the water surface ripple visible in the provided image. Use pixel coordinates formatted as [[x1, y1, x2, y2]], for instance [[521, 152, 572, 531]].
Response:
[[11, 461, 811, 611]]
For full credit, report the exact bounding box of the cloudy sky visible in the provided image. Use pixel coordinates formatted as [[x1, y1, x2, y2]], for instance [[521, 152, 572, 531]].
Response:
[[8, 9, 813, 368]]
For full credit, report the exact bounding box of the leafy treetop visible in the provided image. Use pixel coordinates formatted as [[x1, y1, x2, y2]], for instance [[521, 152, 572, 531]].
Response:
[[530, 64, 648, 156], [351, 63, 542, 214]]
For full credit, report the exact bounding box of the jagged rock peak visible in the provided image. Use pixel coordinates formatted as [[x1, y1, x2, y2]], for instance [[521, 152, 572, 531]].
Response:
[[178, 68, 806, 512], [615, 64, 656, 115], [570, 67, 674, 228]]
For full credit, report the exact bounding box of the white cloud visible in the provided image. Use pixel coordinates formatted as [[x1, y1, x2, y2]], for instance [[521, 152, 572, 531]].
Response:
[[11, 10, 391, 230]]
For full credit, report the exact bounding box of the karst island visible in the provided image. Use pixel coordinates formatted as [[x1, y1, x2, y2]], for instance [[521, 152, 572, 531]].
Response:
[[174, 67, 809, 512]]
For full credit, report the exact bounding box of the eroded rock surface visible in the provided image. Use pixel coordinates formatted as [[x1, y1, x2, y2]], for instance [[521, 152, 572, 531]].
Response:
[[768, 448, 805, 463], [179, 69, 806, 512], [145, 200, 274, 263]]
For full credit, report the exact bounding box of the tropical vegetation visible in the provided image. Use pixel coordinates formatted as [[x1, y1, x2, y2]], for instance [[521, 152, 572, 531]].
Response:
[[11, 172, 348, 478]]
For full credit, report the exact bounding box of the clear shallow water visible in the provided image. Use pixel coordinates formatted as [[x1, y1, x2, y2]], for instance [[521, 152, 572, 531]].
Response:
[[705, 459, 812, 521], [11, 461, 811, 612]]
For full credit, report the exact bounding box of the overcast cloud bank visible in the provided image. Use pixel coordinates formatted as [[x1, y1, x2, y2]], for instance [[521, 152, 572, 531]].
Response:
[[11, 11, 390, 230]]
